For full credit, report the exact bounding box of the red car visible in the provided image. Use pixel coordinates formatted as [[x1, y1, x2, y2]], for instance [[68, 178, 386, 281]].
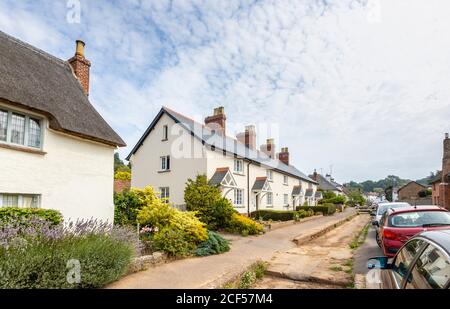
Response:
[[379, 206, 450, 257]]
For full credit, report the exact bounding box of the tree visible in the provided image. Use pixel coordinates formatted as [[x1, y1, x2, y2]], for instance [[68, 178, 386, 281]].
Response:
[[385, 186, 393, 202], [114, 152, 131, 173], [347, 189, 366, 207], [184, 175, 236, 230]]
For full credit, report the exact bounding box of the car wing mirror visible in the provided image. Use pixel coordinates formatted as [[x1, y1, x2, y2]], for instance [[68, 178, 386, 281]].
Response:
[[371, 220, 379, 227], [367, 256, 390, 270]]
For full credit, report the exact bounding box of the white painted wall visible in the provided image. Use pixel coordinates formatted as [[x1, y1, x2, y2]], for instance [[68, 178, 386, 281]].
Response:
[[130, 113, 207, 206], [0, 102, 115, 222], [130, 112, 318, 213]]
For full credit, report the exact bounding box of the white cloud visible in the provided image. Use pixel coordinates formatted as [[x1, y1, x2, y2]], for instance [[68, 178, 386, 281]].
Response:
[[1, 0, 449, 182]]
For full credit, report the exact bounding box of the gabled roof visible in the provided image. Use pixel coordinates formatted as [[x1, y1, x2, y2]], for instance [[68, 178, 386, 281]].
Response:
[[209, 167, 237, 187], [0, 31, 125, 147], [315, 191, 323, 199], [305, 188, 314, 197], [128, 106, 317, 183], [310, 173, 342, 192], [397, 181, 426, 193], [292, 185, 302, 196], [252, 177, 272, 191]]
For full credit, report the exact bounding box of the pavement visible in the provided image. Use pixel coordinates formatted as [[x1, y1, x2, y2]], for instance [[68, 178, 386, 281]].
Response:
[[256, 214, 370, 288], [108, 208, 356, 289]]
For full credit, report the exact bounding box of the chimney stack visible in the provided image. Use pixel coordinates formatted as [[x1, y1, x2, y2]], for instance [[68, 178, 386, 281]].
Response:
[[443, 133, 450, 183], [312, 169, 318, 181], [278, 147, 289, 165], [260, 138, 275, 159], [237, 125, 256, 150], [205, 106, 226, 135], [68, 40, 91, 96]]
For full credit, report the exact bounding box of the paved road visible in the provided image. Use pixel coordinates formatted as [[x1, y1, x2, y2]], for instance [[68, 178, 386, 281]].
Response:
[[108, 208, 356, 289], [353, 224, 383, 275]]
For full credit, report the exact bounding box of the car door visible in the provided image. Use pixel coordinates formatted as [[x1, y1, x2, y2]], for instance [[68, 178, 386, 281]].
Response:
[[387, 238, 427, 288], [404, 242, 450, 289]]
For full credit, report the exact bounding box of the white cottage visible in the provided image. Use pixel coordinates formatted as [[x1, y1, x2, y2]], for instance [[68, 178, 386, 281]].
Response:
[[0, 31, 125, 221], [127, 106, 318, 214]]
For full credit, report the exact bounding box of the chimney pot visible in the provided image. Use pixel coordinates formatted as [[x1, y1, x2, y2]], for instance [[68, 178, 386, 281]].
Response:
[[205, 106, 226, 135], [278, 147, 290, 165], [446, 133, 449, 139], [260, 138, 275, 159], [237, 125, 257, 150], [75, 40, 86, 57]]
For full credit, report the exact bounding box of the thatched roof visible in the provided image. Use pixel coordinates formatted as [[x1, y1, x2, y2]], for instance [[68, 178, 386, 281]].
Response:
[[0, 31, 125, 147]]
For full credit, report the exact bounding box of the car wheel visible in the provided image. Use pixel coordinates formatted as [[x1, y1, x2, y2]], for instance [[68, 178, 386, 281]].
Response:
[[376, 231, 382, 248]]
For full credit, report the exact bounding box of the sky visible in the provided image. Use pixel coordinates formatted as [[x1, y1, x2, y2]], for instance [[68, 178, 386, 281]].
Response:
[[1, 0, 449, 183]]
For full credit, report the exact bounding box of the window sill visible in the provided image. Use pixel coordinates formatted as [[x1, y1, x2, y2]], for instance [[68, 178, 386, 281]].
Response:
[[0, 143, 46, 155], [161, 138, 168, 142], [233, 172, 245, 176], [283, 183, 288, 186], [266, 205, 273, 208], [158, 170, 171, 173], [233, 205, 245, 208]]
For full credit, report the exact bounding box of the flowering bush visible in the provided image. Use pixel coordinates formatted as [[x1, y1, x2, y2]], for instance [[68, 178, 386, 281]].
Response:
[[114, 171, 131, 181], [0, 216, 139, 288], [225, 213, 263, 236], [137, 188, 208, 257]]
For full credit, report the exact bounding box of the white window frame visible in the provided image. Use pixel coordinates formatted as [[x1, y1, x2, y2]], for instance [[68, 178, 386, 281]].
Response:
[[162, 125, 168, 141], [283, 175, 288, 185], [159, 187, 170, 203], [0, 107, 43, 150], [267, 169, 273, 182], [160, 155, 170, 171], [234, 188, 244, 207], [234, 159, 244, 174], [284, 194, 289, 206], [266, 192, 273, 206], [0, 194, 41, 208]]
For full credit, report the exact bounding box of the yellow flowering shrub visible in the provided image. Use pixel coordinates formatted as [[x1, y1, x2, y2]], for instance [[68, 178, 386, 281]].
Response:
[[226, 213, 263, 236]]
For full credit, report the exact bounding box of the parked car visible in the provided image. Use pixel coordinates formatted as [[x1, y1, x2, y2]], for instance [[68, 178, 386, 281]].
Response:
[[367, 230, 450, 289], [378, 206, 450, 257], [372, 202, 411, 246]]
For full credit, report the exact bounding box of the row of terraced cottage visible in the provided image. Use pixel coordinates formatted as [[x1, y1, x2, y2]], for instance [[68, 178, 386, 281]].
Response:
[[0, 33, 324, 221]]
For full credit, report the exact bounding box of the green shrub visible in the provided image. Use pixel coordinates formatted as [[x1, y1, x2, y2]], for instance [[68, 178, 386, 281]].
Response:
[[0, 218, 137, 288], [137, 190, 208, 257], [195, 231, 230, 256], [250, 210, 296, 221], [184, 175, 235, 230], [114, 189, 142, 226], [296, 204, 336, 215], [0, 207, 62, 225], [319, 195, 346, 205], [225, 213, 263, 236]]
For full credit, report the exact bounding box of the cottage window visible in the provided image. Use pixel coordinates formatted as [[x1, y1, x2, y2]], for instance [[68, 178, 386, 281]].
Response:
[[284, 194, 289, 206], [234, 188, 244, 206], [267, 170, 273, 181], [266, 192, 273, 206], [162, 125, 168, 141], [283, 175, 288, 185], [0, 194, 40, 208], [159, 187, 170, 203], [0, 108, 43, 149], [234, 159, 244, 174], [160, 156, 170, 171]]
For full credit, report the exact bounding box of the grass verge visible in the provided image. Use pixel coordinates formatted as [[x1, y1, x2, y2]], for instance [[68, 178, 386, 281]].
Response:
[[222, 261, 268, 289]]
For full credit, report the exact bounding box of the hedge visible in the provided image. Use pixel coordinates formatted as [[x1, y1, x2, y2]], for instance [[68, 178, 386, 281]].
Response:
[[296, 203, 337, 215], [0, 207, 63, 225], [250, 210, 296, 221]]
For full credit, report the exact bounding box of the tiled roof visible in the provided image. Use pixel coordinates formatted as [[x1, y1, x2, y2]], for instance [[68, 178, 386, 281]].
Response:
[[209, 168, 229, 186], [292, 185, 302, 196], [310, 173, 342, 192], [315, 191, 323, 199], [128, 106, 317, 184], [305, 188, 314, 197], [252, 177, 268, 191]]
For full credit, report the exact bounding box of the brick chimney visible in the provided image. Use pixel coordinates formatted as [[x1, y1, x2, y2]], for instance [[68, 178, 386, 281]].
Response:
[[260, 138, 275, 159], [312, 169, 318, 181], [205, 106, 226, 135], [68, 40, 91, 96], [443, 133, 450, 182], [236, 125, 256, 150], [278, 147, 289, 165]]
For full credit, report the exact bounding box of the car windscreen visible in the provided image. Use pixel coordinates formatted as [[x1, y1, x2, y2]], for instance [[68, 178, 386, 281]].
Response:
[[377, 203, 409, 216], [389, 211, 450, 228]]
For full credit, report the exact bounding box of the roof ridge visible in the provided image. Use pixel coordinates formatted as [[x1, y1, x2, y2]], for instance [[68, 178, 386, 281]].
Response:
[[0, 30, 68, 67]]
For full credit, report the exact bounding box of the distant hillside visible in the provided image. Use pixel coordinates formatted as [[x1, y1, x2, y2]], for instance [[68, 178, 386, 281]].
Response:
[[344, 174, 434, 193]]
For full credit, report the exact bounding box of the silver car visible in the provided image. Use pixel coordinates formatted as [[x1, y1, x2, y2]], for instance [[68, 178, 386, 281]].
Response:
[[372, 202, 411, 246]]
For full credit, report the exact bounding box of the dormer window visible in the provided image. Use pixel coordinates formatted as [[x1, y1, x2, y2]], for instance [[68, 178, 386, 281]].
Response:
[[162, 125, 168, 141], [0, 108, 42, 149]]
